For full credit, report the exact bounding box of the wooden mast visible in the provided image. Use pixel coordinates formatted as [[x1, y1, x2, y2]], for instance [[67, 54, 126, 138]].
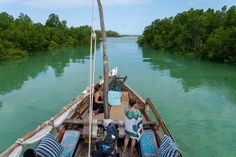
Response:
[[97, 0, 110, 119]]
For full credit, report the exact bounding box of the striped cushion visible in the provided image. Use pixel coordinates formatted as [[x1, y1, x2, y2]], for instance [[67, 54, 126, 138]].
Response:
[[158, 135, 180, 157], [61, 130, 80, 157], [35, 133, 63, 157], [140, 130, 159, 157]]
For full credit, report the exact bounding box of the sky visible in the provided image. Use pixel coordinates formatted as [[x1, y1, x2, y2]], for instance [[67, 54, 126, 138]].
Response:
[[0, 0, 235, 35]]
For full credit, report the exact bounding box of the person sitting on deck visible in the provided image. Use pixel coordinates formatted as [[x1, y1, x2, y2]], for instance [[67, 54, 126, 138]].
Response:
[[93, 84, 104, 116], [123, 98, 143, 157]]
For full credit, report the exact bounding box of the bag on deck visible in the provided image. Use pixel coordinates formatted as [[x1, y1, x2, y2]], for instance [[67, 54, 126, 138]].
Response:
[[92, 122, 118, 157]]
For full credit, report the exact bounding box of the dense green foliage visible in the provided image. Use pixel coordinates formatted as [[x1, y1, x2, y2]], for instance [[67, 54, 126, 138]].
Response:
[[0, 13, 96, 60], [106, 30, 120, 37], [138, 6, 236, 64], [96, 30, 120, 37]]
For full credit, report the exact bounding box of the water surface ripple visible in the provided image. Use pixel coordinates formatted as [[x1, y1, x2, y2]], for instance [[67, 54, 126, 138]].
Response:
[[0, 37, 236, 157]]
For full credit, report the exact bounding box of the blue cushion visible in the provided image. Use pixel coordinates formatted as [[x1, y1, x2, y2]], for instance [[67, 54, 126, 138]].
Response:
[[140, 130, 159, 157], [35, 133, 63, 157], [158, 135, 180, 157], [60, 130, 80, 157], [108, 91, 122, 106]]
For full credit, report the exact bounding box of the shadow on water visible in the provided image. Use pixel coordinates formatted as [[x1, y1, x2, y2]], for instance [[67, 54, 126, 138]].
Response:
[[141, 47, 236, 94], [0, 47, 90, 95]]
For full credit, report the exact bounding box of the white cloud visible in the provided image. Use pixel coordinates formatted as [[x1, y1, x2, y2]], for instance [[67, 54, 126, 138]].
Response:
[[21, 0, 151, 9]]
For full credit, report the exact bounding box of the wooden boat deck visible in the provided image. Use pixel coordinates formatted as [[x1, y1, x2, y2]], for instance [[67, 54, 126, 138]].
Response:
[[93, 101, 128, 121], [93, 92, 129, 121], [1, 83, 182, 157], [85, 91, 141, 157], [74, 137, 140, 157]]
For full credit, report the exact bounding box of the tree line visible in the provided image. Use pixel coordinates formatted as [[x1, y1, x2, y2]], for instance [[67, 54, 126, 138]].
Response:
[[0, 12, 120, 60], [138, 6, 236, 64]]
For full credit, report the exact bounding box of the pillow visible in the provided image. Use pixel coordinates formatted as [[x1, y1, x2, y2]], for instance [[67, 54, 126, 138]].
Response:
[[35, 133, 63, 157], [108, 91, 122, 106], [158, 135, 181, 157]]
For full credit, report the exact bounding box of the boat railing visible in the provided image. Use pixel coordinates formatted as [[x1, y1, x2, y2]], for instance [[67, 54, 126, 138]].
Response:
[[125, 84, 177, 142], [0, 88, 91, 157], [145, 98, 175, 140]]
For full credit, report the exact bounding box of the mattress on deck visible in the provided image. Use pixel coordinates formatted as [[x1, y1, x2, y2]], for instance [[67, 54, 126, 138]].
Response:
[[60, 130, 80, 157], [140, 130, 159, 157]]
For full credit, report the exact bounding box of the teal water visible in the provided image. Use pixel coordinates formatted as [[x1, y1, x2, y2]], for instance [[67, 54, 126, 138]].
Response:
[[0, 37, 236, 156]]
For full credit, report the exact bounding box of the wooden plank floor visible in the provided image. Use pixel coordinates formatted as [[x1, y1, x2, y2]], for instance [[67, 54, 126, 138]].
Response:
[[93, 92, 129, 121], [74, 139, 140, 157], [76, 92, 141, 157], [93, 101, 128, 121]]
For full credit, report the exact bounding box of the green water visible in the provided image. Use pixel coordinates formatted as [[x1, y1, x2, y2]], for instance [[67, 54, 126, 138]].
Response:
[[1, 37, 236, 156]]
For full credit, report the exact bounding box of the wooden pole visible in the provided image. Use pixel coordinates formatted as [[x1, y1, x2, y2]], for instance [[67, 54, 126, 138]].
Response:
[[97, 0, 110, 119]]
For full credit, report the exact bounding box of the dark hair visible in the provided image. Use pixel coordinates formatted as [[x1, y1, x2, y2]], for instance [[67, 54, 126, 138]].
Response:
[[23, 149, 37, 157], [94, 84, 101, 92], [129, 98, 136, 107]]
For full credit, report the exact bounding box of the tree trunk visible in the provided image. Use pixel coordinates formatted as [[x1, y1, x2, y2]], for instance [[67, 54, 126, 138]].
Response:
[[97, 0, 110, 119]]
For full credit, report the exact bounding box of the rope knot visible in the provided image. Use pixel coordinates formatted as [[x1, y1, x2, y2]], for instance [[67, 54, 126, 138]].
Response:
[[45, 120, 53, 127], [45, 118, 55, 127], [92, 31, 96, 40], [16, 138, 24, 145]]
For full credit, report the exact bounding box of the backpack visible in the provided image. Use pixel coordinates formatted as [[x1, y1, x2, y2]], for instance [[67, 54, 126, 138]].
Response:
[[92, 122, 119, 157]]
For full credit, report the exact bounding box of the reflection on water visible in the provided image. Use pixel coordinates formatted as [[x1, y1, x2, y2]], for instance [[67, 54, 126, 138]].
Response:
[[140, 47, 236, 157], [0, 46, 91, 152], [0, 47, 89, 95], [141, 47, 236, 103], [0, 38, 236, 156]]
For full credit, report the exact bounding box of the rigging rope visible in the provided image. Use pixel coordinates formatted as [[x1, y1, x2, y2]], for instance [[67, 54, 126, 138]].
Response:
[[88, 0, 97, 156], [2, 1, 98, 156]]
